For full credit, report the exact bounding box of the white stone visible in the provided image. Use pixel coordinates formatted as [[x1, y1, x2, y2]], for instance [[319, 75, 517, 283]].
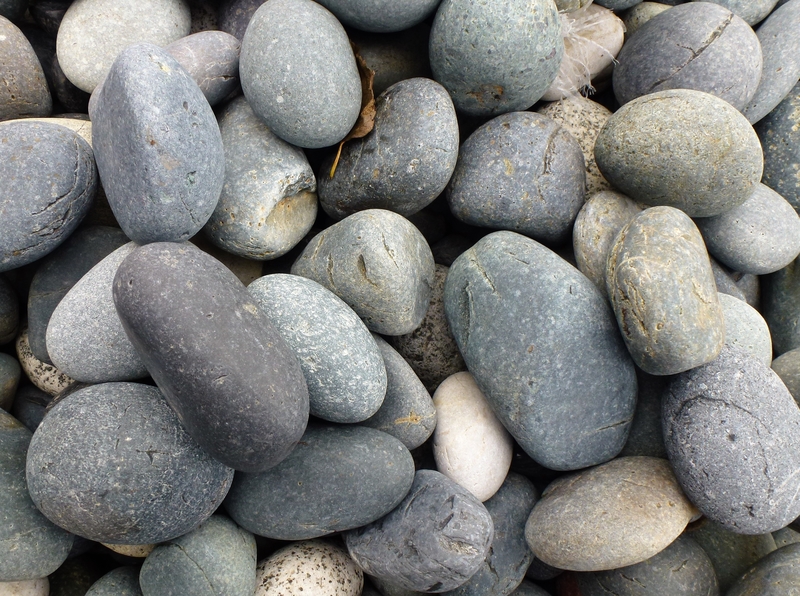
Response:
[[0, 578, 49, 596], [433, 372, 514, 502], [719, 293, 773, 366]]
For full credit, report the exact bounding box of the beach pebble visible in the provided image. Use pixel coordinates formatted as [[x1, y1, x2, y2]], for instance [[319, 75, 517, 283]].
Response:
[[0, 17, 51, 121], [622, 2, 672, 37], [0, 579, 49, 596], [756, 80, 800, 211], [15, 329, 75, 397], [772, 347, 800, 404], [0, 354, 20, 411], [165, 31, 240, 106], [620, 370, 669, 458], [719, 293, 772, 365], [315, 0, 439, 32], [9, 386, 50, 433], [102, 543, 154, 558], [726, 543, 800, 595], [217, 0, 266, 39], [0, 277, 18, 345], [693, 0, 779, 25], [85, 567, 142, 596], [762, 258, 800, 355]]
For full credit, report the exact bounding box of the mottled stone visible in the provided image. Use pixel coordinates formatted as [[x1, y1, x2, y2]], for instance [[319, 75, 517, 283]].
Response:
[[757, 80, 800, 210], [15, 329, 75, 397], [595, 89, 763, 217], [85, 567, 142, 596], [623, 2, 672, 37], [772, 347, 800, 404], [620, 369, 669, 458], [525, 457, 697, 572], [0, 276, 18, 345], [9, 386, 50, 433], [0, 354, 20, 411], [719, 293, 772, 365], [726, 543, 800, 595], [763, 258, 800, 355], [166, 31, 241, 106], [0, 17, 51, 121]]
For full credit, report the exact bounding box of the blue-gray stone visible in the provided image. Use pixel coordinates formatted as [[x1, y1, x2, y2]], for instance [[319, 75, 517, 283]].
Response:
[[315, 0, 439, 32], [762, 257, 800, 355], [692, 0, 778, 24], [25, 382, 234, 544], [239, 0, 361, 148], [719, 292, 772, 365], [319, 77, 459, 220], [620, 369, 669, 459], [444, 231, 637, 471], [429, 0, 563, 117], [113, 242, 309, 473], [0, 121, 96, 272], [217, 0, 267, 40], [139, 515, 256, 596], [447, 112, 585, 245], [0, 275, 18, 344], [772, 347, 800, 404], [225, 424, 415, 540], [247, 273, 386, 423], [663, 344, 800, 533], [0, 17, 51, 121], [595, 0, 643, 8], [86, 567, 142, 596], [9, 385, 50, 432], [727, 543, 800, 595], [0, 353, 20, 410], [166, 31, 240, 107], [91, 42, 225, 244], [756, 80, 800, 210]]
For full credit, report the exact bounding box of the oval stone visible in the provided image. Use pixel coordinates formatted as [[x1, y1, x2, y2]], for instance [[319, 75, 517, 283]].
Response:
[[726, 543, 800, 596], [694, 0, 779, 25], [314, 0, 439, 32], [763, 257, 800, 355], [85, 567, 142, 596], [165, 31, 240, 106], [757, 80, 800, 210], [719, 292, 772, 365], [0, 17, 51, 121]]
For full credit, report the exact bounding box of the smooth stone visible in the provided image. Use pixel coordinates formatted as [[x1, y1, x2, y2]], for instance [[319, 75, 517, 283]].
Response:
[[291, 209, 435, 336], [15, 329, 75, 396], [594, 89, 763, 217], [763, 257, 800, 355], [619, 369, 669, 458], [203, 96, 318, 260], [727, 543, 800, 595], [663, 344, 800, 533], [46, 243, 148, 383], [693, 0, 778, 24], [102, 543, 154, 558], [710, 256, 747, 302], [27, 226, 128, 365], [510, 581, 550, 596], [445, 231, 636, 470], [254, 540, 363, 596], [319, 77, 459, 220], [0, 579, 49, 596], [772, 347, 800, 404], [139, 515, 256, 596], [85, 567, 142, 596], [447, 112, 586, 245], [225, 424, 415, 540], [757, 80, 800, 210], [433, 372, 513, 502], [217, 0, 266, 40], [696, 183, 800, 275], [112, 242, 309, 473], [92, 43, 225, 244], [0, 354, 20, 411], [315, 0, 438, 32], [239, 0, 361, 149], [719, 292, 772, 365], [0, 121, 96, 272], [9, 386, 50, 433], [429, 0, 563, 116], [623, 2, 672, 37], [361, 335, 437, 450], [189, 234, 263, 286], [0, 17, 51, 121], [25, 382, 234, 544], [606, 206, 725, 375], [0, 410, 73, 582], [595, 0, 644, 8], [0, 276, 18, 344], [56, 0, 191, 93], [46, 554, 107, 596], [345, 469, 494, 593], [525, 457, 697, 572], [166, 31, 240, 106], [773, 527, 800, 548]]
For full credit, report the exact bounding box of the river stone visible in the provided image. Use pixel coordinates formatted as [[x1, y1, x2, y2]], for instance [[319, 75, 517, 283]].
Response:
[[763, 257, 800, 355], [772, 347, 800, 404], [524, 457, 697, 572], [663, 344, 800, 533], [291, 209, 435, 336], [757, 80, 800, 211], [0, 355, 19, 412], [112, 242, 309, 473], [0, 276, 17, 345], [189, 234, 263, 286], [0, 121, 97, 272], [15, 329, 75, 397], [26, 382, 233, 544], [56, 0, 191, 93], [139, 515, 257, 596], [693, 0, 778, 24], [203, 96, 318, 261], [345, 469, 494, 593], [620, 369, 669, 458], [0, 410, 73, 582], [165, 31, 240, 106], [239, 0, 361, 149], [0, 17, 51, 121], [595, 0, 643, 8], [773, 527, 800, 548], [444, 230, 637, 470], [314, 0, 438, 31], [46, 243, 148, 383], [85, 567, 142, 596], [726, 543, 800, 595], [447, 112, 586, 245], [92, 43, 225, 244], [594, 89, 763, 217], [429, 0, 563, 117], [102, 543, 154, 558], [719, 293, 772, 365], [623, 2, 672, 37], [710, 257, 747, 302], [0, 579, 49, 596], [319, 77, 459, 220], [217, 0, 267, 39]]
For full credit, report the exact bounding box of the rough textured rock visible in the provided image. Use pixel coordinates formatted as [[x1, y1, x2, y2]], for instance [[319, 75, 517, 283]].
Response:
[[719, 292, 772, 365], [314, 0, 439, 32], [166, 31, 240, 107], [757, 80, 800, 210], [0, 17, 52, 121], [85, 567, 142, 596], [15, 329, 75, 397], [726, 543, 800, 595]]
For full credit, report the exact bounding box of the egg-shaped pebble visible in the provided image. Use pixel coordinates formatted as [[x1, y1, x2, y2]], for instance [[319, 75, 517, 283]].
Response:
[[692, 0, 779, 25], [623, 2, 672, 37], [772, 347, 800, 404], [165, 31, 240, 106], [0, 17, 51, 121], [726, 543, 800, 595], [757, 80, 800, 211], [15, 329, 74, 397], [0, 277, 18, 345], [719, 293, 772, 365], [85, 567, 142, 596], [314, 0, 439, 32], [0, 354, 20, 411], [0, 579, 49, 596]]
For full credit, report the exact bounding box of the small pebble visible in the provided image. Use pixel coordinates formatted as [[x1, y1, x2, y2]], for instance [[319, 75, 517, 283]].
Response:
[[719, 292, 773, 365], [85, 567, 142, 596], [726, 543, 800, 596], [165, 31, 241, 106], [15, 329, 75, 397], [0, 17, 51, 121]]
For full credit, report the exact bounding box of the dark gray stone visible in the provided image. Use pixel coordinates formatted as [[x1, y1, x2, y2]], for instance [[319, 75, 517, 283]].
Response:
[[0, 353, 20, 410], [86, 567, 142, 596], [620, 368, 669, 458], [429, 0, 563, 117], [315, 0, 439, 32], [345, 469, 494, 593], [510, 581, 550, 596], [217, 0, 267, 40], [594, 89, 763, 217], [663, 344, 800, 533], [710, 257, 747, 302], [595, 0, 643, 8], [772, 347, 800, 404], [51, 53, 91, 114], [526, 558, 563, 582], [727, 543, 800, 595], [719, 292, 772, 365], [447, 112, 586, 245], [25, 382, 234, 544], [0, 410, 73, 581], [0, 17, 51, 121], [9, 385, 51, 432], [444, 231, 637, 471], [606, 206, 725, 375], [48, 554, 107, 596], [139, 515, 257, 596], [247, 273, 386, 423], [0, 275, 18, 344], [693, 0, 779, 24], [112, 242, 309, 473], [239, 0, 361, 148], [30, 0, 69, 37], [762, 257, 800, 355], [757, 80, 800, 210], [773, 527, 800, 548], [0, 121, 96, 272], [91, 42, 225, 244], [319, 77, 459, 220], [166, 31, 241, 107]]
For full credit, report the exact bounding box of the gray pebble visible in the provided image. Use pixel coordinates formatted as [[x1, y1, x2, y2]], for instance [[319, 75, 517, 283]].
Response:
[[86, 567, 142, 596], [217, 0, 266, 40], [9, 385, 51, 433], [166, 31, 241, 107], [692, 0, 779, 24], [510, 581, 550, 596], [622, 2, 672, 37], [773, 527, 800, 548], [719, 292, 772, 365], [772, 347, 800, 404], [726, 543, 800, 595], [0, 17, 51, 121], [620, 369, 669, 458], [315, 0, 440, 32], [761, 257, 800, 355], [0, 275, 18, 344], [595, 0, 644, 9], [710, 256, 747, 301], [756, 80, 800, 210], [0, 353, 20, 411]]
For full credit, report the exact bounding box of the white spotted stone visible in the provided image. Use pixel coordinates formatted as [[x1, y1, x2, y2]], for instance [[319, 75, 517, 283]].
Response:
[[15, 329, 74, 397]]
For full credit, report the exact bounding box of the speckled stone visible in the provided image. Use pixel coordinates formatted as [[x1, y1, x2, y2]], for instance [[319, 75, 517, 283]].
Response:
[[445, 231, 636, 470], [606, 206, 724, 375], [92, 43, 225, 244], [0, 410, 73, 582], [0, 121, 96, 272], [56, 0, 191, 93], [0, 17, 51, 121], [622, 2, 672, 37], [315, 0, 439, 31], [620, 369, 669, 458], [719, 293, 772, 365], [447, 112, 586, 245], [203, 96, 317, 260], [9, 386, 50, 433], [113, 242, 309, 473], [166, 31, 240, 106], [595, 89, 763, 217], [291, 209, 435, 336], [525, 457, 697, 572], [429, 0, 563, 117], [346, 469, 494, 593], [762, 258, 800, 355], [663, 345, 800, 533], [726, 543, 800, 595], [139, 515, 256, 596], [0, 276, 17, 345], [772, 347, 800, 404], [0, 354, 20, 411], [693, 0, 778, 24], [239, 0, 361, 149], [757, 80, 800, 210], [15, 329, 75, 397], [0, 579, 49, 595], [26, 382, 234, 544], [773, 527, 800, 548], [85, 567, 142, 596], [217, 0, 264, 39]]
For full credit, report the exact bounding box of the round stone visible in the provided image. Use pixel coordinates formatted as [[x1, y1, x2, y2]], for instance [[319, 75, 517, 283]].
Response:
[[165, 31, 240, 107], [691, 0, 779, 25], [0, 17, 51, 121], [727, 543, 800, 596], [85, 567, 142, 596], [719, 292, 772, 365], [757, 80, 800, 210], [314, 0, 439, 32]]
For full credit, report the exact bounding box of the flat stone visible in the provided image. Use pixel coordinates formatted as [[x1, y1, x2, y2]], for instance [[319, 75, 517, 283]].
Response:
[[0, 276, 18, 345], [756, 80, 800, 210], [0, 17, 51, 121], [166, 31, 240, 106], [314, 0, 439, 32], [719, 292, 772, 366], [727, 543, 800, 595], [85, 567, 142, 596], [762, 257, 800, 355], [771, 347, 800, 404], [0, 354, 20, 411], [15, 329, 75, 397]]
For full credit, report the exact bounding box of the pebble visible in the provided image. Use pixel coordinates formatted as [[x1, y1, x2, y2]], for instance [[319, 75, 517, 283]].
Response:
[[622, 2, 672, 37], [9, 386, 51, 433], [0, 276, 18, 345], [620, 369, 669, 458], [15, 329, 75, 397], [217, 0, 266, 40], [762, 257, 800, 355], [315, 0, 439, 32], [0, 354, 20, 411], [719, 292, 773, 365], [0, 17, 51, 121], [595, 0, 644, 9], [726, 543, 800, 595], [771, 347, 800, 404], [756, 80, 800, 211], [695, 0, 779, 25], [0, 579, 49, 596], [85, 567, 142, 596], [165, 31, 241, 107], [102, 543, 154, 558], [510, 581, 550, 596], [773, 527, 800, 548]]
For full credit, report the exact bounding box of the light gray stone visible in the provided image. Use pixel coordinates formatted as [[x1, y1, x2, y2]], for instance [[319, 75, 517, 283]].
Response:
[[719, 292, 772, 365], [0, 17, 51, 121], [314, 0, 440, 32]]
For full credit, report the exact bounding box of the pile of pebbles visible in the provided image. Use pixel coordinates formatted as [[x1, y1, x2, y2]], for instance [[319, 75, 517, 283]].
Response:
[[2, 0, 800, 594]]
